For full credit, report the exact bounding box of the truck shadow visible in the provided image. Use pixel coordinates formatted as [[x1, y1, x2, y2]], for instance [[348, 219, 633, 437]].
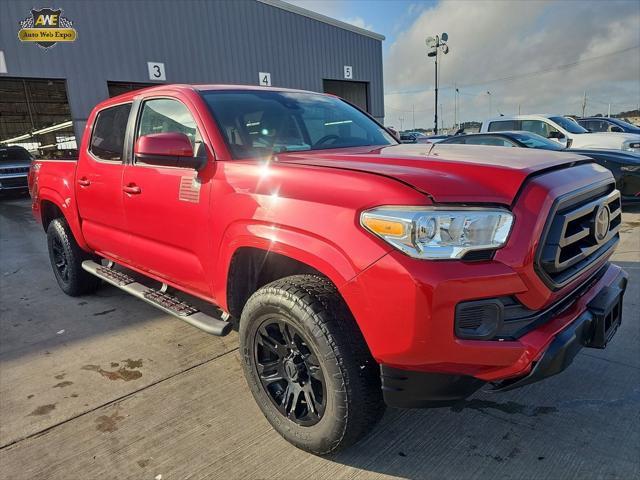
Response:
[[0, 197, 225, 363]]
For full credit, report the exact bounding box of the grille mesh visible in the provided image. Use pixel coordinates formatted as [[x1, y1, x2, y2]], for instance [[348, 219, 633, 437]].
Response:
[[538, 182, 620, 288]]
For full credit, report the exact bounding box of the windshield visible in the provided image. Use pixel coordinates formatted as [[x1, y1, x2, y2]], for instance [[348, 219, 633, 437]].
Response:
[[201, 90, 396, 159], [549, 116, 589, 134], [509, 131, 565, 151]]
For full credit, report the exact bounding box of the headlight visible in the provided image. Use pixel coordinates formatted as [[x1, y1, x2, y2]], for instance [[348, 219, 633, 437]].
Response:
[[361, 206, 514, 259], [621, 164, 640, 172], [623, 141, 640, 152]]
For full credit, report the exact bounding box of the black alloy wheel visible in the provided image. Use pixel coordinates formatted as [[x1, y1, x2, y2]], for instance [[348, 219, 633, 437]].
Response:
[[254, 318, 326, 426], [239, 275, 386, 454], [46, 218, 101, 296], [51, 235, 69, 282]]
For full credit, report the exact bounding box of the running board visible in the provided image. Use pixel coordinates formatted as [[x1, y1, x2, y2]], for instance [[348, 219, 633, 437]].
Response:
[[81, 260, 232, 336]]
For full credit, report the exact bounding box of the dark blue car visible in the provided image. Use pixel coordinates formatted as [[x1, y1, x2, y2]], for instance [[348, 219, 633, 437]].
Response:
[[577, 117, 640, 134], [437, 131, 640, 203]]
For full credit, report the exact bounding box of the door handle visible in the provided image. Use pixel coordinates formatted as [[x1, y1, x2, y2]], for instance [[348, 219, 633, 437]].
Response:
[[123, 184, 141, 195], [78, 178, 90, 187]]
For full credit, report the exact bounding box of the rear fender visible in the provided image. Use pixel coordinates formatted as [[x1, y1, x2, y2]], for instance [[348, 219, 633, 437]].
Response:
[[38, 187, 90, 251]]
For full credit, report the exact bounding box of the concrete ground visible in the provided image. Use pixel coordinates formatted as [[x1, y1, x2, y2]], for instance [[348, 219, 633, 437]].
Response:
[[0, 194, 638, 480]]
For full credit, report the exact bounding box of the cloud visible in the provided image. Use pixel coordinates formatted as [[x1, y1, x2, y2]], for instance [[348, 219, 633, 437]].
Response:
[[286, 0, 347, 19], [339, 16, 374, 31], [285, 1, 374, 31], [384, 0, 640, 129]]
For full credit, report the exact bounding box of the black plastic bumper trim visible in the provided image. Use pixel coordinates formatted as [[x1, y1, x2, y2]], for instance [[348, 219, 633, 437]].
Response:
[[491, 269, 628, 393], [380, 365, 485, 408]]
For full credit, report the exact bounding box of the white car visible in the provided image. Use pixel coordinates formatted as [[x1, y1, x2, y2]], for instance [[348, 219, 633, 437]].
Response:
[[481, 114, 640, 152]]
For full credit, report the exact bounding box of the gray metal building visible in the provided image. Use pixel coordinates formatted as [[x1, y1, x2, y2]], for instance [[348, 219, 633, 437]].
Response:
[[0, 0, 384, 158]]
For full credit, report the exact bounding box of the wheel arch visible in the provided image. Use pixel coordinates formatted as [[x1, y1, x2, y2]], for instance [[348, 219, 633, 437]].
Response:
[[218, 223, 360, 319], [225, 246, 329, 319], [37, 188, 90, 251]]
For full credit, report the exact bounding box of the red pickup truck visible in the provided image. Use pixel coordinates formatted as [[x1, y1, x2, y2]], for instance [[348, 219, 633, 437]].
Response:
[[29, 85, 628, 454]]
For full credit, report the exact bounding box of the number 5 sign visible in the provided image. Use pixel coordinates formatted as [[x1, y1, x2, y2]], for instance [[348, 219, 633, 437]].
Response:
[[344, 65, 353, 79], [147, 62, 166, 81]]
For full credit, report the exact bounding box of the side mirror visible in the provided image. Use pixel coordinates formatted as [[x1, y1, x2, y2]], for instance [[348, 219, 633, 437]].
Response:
[[610, 126, 623, 133], [547, 131, 564, 140], [134, 132, 205, 170]]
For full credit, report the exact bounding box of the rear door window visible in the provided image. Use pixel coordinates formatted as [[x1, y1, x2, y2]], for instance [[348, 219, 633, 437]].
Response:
[[487, 120, 519, 132], [581, 120, 595, 131], [90, 103, 132, 162], [521, 120, 556, 137]]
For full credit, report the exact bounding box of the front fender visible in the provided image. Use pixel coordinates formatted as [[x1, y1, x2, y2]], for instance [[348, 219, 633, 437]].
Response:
[[214, 220, 376, 311]]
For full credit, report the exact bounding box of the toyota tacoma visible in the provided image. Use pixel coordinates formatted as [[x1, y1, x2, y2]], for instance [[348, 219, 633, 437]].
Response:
[[28, 85, 628, 454]]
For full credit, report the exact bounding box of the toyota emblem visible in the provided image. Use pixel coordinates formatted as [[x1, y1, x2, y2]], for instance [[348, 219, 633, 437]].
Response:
[[593, 204, 610, 243]]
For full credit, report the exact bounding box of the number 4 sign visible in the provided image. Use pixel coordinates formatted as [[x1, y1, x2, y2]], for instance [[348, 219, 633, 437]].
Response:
[[147, 62, 166, 81], [259, 72, 272, 86]]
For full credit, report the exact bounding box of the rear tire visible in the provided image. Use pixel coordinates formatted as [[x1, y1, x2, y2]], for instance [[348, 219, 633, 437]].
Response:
[[47, 218, 101, 296], [239, 274, 385, 455]]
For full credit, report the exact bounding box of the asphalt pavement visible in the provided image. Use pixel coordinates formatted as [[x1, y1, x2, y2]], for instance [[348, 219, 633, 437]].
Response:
[[0, 194, 638, 480]]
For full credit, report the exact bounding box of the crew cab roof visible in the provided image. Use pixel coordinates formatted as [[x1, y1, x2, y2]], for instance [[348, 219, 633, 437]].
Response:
[[101, 83, 325, 108]]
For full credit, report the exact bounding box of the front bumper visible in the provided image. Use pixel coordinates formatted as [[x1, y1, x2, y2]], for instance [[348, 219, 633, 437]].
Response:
[[491, 269, 627, 391], [379, 267, 627, 408], [0, 174, 29, 191]]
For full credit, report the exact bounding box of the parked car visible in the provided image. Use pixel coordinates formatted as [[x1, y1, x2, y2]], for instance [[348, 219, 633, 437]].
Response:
[[29, 85, 628, 454], [481, 114, 640, 152], [577, 117, 640, 134], [423, 134, 451, 143], [399, 131, 431, 143], [438, 131, 639, 202], [0, 145, 32, 193]]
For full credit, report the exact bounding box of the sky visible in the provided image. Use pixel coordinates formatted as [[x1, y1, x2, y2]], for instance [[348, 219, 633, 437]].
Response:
[[289, 0, 640, 130]]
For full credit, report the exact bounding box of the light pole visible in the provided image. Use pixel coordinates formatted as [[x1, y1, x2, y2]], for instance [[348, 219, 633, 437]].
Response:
[[454, 86, 459, 130], [487, 91, 492, 117], [426, 33, 450, 135]]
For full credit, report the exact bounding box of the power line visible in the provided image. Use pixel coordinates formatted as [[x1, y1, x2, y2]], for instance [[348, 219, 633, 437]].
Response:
[[455, 44, 640, 89], [386, 44, 640, 96]]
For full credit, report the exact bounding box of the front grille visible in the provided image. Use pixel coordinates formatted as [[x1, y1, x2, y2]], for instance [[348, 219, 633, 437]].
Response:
[[537, 181, 621, 289], [0, 167, 29, 175], [0, 176, 28, 188]]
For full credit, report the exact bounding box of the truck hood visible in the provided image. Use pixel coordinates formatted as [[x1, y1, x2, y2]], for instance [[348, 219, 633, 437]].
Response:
[[275, 144, 589, 204]]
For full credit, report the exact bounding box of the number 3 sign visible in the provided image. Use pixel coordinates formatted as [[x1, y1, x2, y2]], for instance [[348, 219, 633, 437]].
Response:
[[147, 62, 166, 81]]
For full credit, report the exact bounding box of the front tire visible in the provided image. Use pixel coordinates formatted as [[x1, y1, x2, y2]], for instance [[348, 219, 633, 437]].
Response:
[[47, 218, 101, 296], [239, 274, 385, 455]]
